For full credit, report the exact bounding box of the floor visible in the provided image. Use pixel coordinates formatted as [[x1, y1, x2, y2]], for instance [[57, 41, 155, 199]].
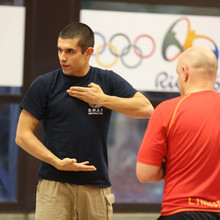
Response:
[[0, 213, 160, 220]]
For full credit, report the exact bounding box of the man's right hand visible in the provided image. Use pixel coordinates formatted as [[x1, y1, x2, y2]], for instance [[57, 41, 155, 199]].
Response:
[[56, 158, 97, 171]]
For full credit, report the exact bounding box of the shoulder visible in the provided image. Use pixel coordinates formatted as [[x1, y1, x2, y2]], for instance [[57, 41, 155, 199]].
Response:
[[38, 68, 61, 81], [90, 66, 135, 96], [154, 95, 185, 117], [31, 68, 61, 88], [90, 66, 124, 84], [90, 66, 115, 77], [158, 95, 188, 108]]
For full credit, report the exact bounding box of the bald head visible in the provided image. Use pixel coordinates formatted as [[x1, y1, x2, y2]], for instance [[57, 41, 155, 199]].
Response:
[[178, 46, 218, 73], [176, 46, 218, 95]]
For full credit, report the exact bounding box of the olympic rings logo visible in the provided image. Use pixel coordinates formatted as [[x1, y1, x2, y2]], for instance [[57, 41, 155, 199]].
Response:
[[162, 17, 219, 61], [92, 17, 219, 69], [93, 32, 156, 69]]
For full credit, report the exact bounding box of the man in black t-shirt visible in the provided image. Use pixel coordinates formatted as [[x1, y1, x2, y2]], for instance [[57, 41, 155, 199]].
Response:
[[16, 22, 154, 220]]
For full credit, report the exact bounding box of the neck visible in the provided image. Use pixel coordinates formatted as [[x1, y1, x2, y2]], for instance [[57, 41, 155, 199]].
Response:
[[184, 87, 215, 95], [183, 80, 215, 95], [70, 65, 90, 77]]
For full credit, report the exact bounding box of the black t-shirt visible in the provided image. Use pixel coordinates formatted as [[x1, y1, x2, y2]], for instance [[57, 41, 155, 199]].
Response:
[[20, 66, 137, 187]]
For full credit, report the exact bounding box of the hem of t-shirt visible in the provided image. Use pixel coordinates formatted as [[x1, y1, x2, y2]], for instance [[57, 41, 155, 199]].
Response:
[[38, 177, 111, 188], [161, 208, 220, 216], [137, 157, 161, 167], [130, 90, 137, 98], [19, 104, 42, 121]]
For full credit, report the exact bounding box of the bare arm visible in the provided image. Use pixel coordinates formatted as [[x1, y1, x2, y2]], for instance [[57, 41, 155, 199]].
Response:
[[136, 162, 165, 183], [67, 83, 154, 118], [15, 109, 96, 171]]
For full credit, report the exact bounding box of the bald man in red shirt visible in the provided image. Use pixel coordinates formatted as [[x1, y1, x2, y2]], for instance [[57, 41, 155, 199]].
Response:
[[137, 46, 220, 220]]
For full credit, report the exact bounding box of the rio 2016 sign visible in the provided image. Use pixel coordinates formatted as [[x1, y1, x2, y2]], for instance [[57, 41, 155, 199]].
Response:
[[80, 9, 220, 92]]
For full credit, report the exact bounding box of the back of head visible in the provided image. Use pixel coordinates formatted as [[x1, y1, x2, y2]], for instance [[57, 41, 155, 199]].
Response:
[[179, 46, 218, 76], [177, 46, 218, 93], [59, 22, 94, 54]]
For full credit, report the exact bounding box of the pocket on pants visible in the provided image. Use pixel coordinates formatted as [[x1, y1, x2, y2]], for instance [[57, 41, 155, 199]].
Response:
[[103, 187, 115, 219]]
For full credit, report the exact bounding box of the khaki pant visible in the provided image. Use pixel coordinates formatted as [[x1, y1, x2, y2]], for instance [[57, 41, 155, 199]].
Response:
[[35, 179, 115, 220]]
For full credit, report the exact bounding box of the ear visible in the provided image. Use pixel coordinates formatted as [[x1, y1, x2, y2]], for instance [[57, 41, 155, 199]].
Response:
[[85, 47, 94, 58], [182, 66, 189, 82]]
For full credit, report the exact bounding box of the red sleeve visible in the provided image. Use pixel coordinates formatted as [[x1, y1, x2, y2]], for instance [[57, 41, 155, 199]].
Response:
[[137, 103, 168, 167]]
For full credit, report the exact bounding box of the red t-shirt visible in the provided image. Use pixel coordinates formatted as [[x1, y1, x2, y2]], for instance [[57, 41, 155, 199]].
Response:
[[137, 91, 220, 215]]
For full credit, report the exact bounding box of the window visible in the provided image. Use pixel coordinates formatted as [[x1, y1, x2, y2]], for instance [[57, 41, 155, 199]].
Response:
[[0, 0, 24, 203], [0, 104, 19, 202]]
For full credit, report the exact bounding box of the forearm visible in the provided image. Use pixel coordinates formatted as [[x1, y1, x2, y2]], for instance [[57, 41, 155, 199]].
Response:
[[15, 131, 60, 168], [67, 84, 154, 118], [16, 129, 96, 172], [16, 109, 96, 172], [100, 92, 154, 118]]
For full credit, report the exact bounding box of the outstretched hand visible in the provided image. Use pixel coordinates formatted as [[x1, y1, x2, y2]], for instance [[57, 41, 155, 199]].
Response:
[[56, 158, 97, 172], [67, 83, 105, 105]]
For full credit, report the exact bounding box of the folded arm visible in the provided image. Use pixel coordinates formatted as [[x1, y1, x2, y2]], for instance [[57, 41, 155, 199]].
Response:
[[67, 83, 154, 118], [15, 109, 96, 171]]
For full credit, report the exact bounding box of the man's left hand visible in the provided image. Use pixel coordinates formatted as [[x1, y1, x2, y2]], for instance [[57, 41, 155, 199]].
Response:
[[67, 82, 105, 105]]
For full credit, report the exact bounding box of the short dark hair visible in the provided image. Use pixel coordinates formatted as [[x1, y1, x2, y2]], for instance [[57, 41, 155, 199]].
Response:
[[58, 22, 94, 54]]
